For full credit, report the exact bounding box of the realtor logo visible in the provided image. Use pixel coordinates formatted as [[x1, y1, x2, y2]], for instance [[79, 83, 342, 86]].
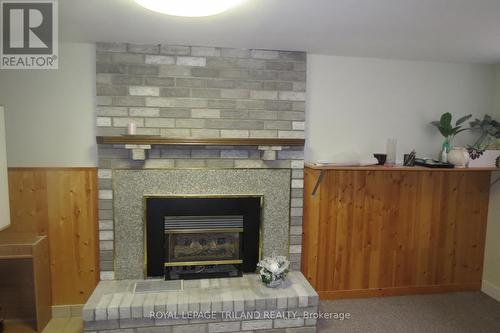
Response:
[[1, 0, 58, 69]]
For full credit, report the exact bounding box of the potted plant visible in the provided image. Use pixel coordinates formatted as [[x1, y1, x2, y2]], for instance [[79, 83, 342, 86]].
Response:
[[467, 114, 500, 167], [430, 112, 471, 162], [257, 255, 290, 288]]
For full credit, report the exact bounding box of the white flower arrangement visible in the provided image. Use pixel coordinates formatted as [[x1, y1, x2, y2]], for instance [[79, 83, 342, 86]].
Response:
[[257, 255, 290, 287]]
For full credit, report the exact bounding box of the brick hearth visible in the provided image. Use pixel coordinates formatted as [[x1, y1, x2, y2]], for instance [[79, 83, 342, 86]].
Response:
[[83, 272, 318, 332]]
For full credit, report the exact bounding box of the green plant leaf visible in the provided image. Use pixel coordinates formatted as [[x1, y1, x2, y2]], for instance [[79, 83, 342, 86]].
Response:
[[486, 125, 497, 136], [470, 119, 481, 128], [443, 123, 453, 135], [469, 114, 500, 140], [440, 112, 452, 127], [454, 128, 469, 135], [455, 114, 472, 126], [437, 125, 448, 137]]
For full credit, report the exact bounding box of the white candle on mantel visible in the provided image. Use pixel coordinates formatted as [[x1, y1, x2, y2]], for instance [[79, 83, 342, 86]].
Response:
[[127, 122, 137, 135]]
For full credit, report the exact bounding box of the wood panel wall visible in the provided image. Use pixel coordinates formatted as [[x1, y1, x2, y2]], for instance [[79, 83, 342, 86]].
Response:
[[302, 167, 491, 299], [6, 168, 99, 305]]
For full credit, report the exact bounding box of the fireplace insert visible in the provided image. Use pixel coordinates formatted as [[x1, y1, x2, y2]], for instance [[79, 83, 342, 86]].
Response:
[[145, 196, 262, 280]]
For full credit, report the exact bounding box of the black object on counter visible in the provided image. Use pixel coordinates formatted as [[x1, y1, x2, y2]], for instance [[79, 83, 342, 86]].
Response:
[[414, 158, 454, 168], [373, 153, 387, 165], [404, 150, 416, 166]]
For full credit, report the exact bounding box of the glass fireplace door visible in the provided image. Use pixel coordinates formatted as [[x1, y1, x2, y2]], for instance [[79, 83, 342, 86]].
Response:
[[164, 215, 244, 267]]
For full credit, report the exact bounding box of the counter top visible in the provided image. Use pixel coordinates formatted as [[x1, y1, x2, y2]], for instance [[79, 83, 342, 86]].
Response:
[[305, 162, 499, 172]]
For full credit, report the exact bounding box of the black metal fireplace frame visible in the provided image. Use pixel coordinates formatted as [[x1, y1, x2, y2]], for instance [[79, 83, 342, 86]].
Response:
[[144, 195, 262, 279]]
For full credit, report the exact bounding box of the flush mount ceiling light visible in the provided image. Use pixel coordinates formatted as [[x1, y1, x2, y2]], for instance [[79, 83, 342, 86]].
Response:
[[134, 0, 247, 17]]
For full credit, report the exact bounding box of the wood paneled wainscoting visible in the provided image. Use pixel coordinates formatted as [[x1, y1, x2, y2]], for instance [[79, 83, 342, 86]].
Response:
[[302, 166, 492, 300], [6, 168, 99, 305]]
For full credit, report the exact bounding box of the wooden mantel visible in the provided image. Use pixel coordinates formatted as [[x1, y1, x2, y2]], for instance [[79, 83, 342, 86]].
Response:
[[96, 136, 305, 161], [96, 136, 305, 146]]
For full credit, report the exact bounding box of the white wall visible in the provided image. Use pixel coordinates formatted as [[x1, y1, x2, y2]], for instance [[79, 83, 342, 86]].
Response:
[[495, 66, 500, 113], [482, 65, 500, 301], [306, 54, 500, 300], [0, 107, 10, 230], [0, 43, 96, 167], [305, 55, 495, 162]]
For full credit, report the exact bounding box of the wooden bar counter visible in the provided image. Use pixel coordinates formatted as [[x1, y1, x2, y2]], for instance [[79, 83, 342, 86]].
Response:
[[302, 164, 497, 300]]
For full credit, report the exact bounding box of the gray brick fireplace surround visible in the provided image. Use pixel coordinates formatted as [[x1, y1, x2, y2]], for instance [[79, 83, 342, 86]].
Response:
[[95, 42, 306, 281]]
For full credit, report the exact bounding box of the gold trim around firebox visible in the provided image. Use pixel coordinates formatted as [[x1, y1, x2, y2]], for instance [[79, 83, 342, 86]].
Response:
[[164, 259, 243, 267], [165, 227, 243, 234], [143, 194, 264, 278]]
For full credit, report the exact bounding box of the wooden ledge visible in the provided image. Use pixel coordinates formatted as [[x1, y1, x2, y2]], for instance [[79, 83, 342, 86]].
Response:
[[305, 162, 498, 172], [96, 136, 305, 146]]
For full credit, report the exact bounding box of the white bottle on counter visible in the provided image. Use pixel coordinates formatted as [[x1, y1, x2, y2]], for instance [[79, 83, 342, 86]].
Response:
[[386, 138, 397, 165]]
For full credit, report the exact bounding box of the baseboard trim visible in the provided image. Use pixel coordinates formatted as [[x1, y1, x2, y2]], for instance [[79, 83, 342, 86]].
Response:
[[318, 283, 481, 300], [51, 304, 84, 318], [482, 280, 500, 302]]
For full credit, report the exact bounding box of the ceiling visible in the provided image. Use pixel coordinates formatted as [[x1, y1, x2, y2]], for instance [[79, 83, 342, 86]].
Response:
[[60, 0, 500, 64]]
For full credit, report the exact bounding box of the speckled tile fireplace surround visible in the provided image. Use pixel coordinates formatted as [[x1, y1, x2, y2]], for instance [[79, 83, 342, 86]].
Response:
[[113, 169, 292, 279]]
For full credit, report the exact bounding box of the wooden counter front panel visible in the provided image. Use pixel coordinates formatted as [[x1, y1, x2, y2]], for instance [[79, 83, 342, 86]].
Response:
[[302, 168, 490, 299], [7, 168, 99, 305]]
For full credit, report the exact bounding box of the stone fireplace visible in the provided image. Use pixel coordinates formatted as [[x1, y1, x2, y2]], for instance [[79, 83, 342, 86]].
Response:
[[95, 42, 307, 281], [85, 42, 316, 333]]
